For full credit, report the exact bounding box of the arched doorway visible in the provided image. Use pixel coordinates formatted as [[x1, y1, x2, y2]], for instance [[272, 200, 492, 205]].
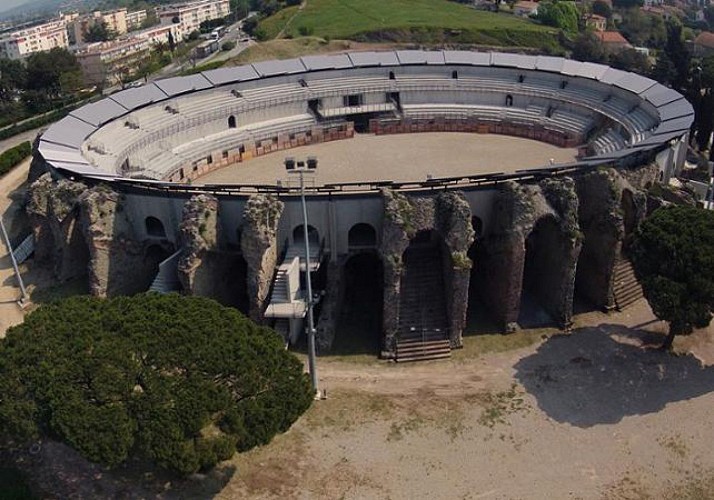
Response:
[[399, 230, 448, 336], [293, 224, 319, 246], [466, 216, 498, 333], [145, 216, 166, 238], [348, 223, 377, 250], [518, 217, 562, 328], [228, 115, 236, 129], [143, 244, 174, 291], [334, 252, 383, 355]]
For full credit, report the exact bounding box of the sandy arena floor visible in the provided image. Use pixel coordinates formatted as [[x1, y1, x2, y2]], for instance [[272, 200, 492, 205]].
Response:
[[195, 133, 578, 186]]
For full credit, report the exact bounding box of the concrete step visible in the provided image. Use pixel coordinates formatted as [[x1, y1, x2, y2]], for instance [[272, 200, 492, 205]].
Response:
[[396, 351, 451, 363], [397, 339, 451, 349]]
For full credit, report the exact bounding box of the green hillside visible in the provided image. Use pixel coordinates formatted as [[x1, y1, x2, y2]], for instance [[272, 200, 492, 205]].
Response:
[[259, 0, 561, 51]]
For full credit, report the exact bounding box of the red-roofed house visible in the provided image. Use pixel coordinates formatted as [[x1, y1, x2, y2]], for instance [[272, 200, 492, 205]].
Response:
[[594, 31, 632, 53], [514, 1, 539, 17], [693, 31, 714, 57], [583, 13, 607, 32]]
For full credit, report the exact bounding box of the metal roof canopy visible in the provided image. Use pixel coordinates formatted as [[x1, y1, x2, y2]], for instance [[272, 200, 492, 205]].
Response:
[[38, 141, 91, 164], [110, 84, 169, 111], [300, 54, 352, 71], [652, 116, 692, 135], [202, 65, 260, 85], [443, 50, 491, 66], [491, 52, 536, 70], [641, 85, 684, 107], [41, 115, 97, 148], [70, 98, 128, 127], [534, 55, 565, 74], [154, 73, 213, 96], [347, 51, 400, 67], [657, 99, 694, 121], [613, 72, 657, 94], [252, 58, 306, 76], [396, 50, 445, 65]]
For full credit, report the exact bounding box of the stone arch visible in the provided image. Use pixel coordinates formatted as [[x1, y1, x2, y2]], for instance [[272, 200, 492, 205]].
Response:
[[348, 222, 377, 250], [145, 216, 166, 238], [451, 70, 458, 79], [143, 243, 175, 291], [519, 215, 575, 328], [505, 94, 513, 107], [293, 224, 319, 246], [388, 70, 395, 80], [228, 115, 236, 129], [334, 252, 384, 355]]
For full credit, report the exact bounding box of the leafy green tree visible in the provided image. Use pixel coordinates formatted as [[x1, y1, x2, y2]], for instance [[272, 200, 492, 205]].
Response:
[[0, 294, 313, 476], [24, 48, 81, 98], [650, 52, 677, 86], [537, 1, 579, 33], [0, 58, 26, 101], [631, 206, 714, 349], [592, 0, 612, 19], [85, 21, 115, 42], [609, 48, 650, 74], [572, 31, 607, 63], [613, 0, 643, 8], [662, 21, 690, 92]]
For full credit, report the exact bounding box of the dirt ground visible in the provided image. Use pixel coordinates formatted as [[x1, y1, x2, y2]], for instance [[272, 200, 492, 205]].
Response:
[[215, 301, 714, 500], [195, 133, 577, 187]]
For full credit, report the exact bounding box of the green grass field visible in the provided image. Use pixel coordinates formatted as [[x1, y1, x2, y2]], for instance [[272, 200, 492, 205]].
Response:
[[259, 0, 560, 51]]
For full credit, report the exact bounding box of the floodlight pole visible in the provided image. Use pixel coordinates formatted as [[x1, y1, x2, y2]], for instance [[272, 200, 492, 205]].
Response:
[[287, 158, 319, 397], [0, 217, 27, 303]]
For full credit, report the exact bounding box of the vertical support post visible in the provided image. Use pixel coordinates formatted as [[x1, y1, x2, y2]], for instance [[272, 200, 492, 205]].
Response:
[[299, 170, 319, 397]]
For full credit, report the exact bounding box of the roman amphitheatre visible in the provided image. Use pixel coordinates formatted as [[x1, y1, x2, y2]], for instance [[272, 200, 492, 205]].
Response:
[[6, 48, 714, 497]]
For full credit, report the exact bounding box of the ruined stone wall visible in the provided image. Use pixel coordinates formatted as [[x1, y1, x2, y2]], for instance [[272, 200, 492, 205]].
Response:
[[178, 194, 247, 308], [26, 173, 89, 282], [241, 194, 283, 323], [379, 190, 474, 355], [79, 185, 164, 296], [478, 179, 581, 330], [316, 259, 346, 353]]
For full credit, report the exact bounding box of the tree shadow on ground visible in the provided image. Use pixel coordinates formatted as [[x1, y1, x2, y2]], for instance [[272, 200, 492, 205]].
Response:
[[514, 324, 714, 427]]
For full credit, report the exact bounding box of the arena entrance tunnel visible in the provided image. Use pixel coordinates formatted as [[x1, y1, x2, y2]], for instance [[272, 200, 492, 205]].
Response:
[[518, 216, 567, 329], [465, 216, 501, 334], [333, 252, 384, 355], [398, 230, 449, 338]]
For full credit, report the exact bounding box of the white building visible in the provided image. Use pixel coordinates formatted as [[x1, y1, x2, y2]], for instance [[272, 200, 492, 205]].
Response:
[[76, 23, 180, 85], [126, 10, 148, 31], [0, 19, 69, 59], [157, 0, 230, 39]]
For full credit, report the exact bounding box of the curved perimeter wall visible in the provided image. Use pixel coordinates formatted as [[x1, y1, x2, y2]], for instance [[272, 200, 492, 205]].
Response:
[[29, 51, 695, 358]]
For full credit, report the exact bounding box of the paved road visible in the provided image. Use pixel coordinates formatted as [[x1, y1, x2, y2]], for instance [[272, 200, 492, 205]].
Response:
[[0, 127, 43, 155]]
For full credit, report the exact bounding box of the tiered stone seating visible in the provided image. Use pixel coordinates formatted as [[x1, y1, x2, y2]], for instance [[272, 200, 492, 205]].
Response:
[[592, 129, 627, 154]]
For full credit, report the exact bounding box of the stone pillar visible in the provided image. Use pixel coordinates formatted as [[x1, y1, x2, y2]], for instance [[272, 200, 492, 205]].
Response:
[[79, 185, 154, 297], [241, 194, 283, 323], [315, 259, 345, 353], [26, 174, 89, 282], [479, 232, 526, 331]]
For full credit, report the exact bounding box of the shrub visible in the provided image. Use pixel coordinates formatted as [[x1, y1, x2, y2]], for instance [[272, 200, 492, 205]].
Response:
[[221, 40, 237, 51], [0, 294, 313, 476], [0, 141, 31, 178]]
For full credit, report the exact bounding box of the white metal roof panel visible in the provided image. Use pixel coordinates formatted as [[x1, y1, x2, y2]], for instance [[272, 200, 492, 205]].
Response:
[[614, 73, 657, 94], [153, 73, 213, 96], [202, 65, 260, 85], [110, 84, 169, 110], [642, 85, 683, 107], [443, 50, 491, 66], [396, 50, 445, 65], [38, 141, 89, 164], [41, 116, 97, 148], [347, 51, 400, 67], [70, 99, 127, 127], [252, 58, 306, 76], [300, 54, 353, 71], [534, 55, 564, 73], [657, 100, 694, 121], [491, 53, 536, 69], [652, 116, 692, 135]]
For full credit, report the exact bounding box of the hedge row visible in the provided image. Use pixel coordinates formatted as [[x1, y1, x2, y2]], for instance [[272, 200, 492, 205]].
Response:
[[0, 141, 32, 177], [0, 107, 73, 142]]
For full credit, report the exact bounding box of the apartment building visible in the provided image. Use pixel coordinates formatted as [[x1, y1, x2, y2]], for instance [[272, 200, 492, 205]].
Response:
[[157, 0, 230, 39], [126, 10, 148, 31], [69, 9, 129, 45], [0, 19, 69, 59], [76, 24, 179, 85]]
